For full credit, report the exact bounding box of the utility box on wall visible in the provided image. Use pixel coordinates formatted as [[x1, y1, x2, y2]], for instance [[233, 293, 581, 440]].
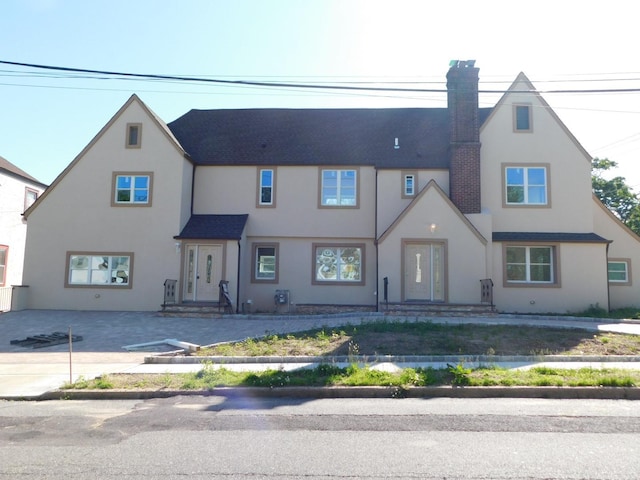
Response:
[[274, 289, 290, 313]]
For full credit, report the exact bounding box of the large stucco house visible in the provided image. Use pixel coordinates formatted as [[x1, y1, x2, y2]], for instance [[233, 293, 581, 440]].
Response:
[[0, 156, 47, 310], [21, 61, 640, 314]]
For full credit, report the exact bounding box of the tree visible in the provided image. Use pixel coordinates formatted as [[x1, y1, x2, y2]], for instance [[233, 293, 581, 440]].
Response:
[[592, 157, 640, 234]]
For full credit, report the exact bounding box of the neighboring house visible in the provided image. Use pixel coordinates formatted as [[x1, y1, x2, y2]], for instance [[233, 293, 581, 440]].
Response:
[[22, 61, 640, 314], [0, 156, 47, 310]]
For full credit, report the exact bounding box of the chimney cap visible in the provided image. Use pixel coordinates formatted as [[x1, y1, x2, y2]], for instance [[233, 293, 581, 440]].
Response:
[[449, 59, 476, 68]]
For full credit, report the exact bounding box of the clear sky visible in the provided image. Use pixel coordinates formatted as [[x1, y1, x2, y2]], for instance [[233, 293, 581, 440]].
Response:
[[1, 0, 639, 189]]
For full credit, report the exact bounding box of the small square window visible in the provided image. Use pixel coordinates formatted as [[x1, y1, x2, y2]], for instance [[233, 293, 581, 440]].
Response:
[[126, 123, 142, 148], [505, 166, 548, 205], [112, 172, 153, 206]]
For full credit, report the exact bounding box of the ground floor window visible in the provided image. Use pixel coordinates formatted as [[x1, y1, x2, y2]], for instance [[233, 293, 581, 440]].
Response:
[[608, 259, 630, 285], [313, 244, 364, 284], [505, 245, 556, 284], [66, 253, 133, 287], [252, 243, 278, 283]]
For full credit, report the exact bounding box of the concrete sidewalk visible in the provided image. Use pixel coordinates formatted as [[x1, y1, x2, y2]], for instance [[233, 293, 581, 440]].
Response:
[[1, 309, 640, 399]]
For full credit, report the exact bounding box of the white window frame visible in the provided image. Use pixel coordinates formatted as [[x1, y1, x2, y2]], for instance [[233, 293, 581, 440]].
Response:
[[608, 259, 631, 285], [505, 165, 548, 206], [402, 172, 417, 198], [313, 244, 364, 285], [258, 169, 275, 206], [252, 244, 278, 283], [66, 253, 133, 288], [112, 173, 152, 206], [505, 245, 556, 285], [320, 169, 358, 207]]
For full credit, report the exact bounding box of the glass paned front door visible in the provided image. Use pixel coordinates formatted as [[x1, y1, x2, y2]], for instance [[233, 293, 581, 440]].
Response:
[[403, 242, 445, 302], [184, 244, 223, 302]]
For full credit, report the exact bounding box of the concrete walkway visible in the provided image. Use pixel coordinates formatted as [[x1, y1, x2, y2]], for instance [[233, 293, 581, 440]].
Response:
[[1, 309, 640, 399]]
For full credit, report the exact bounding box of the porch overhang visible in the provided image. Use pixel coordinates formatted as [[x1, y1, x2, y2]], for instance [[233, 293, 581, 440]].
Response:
[[492, 232, 611, 244], [174, 214, 248, 240]]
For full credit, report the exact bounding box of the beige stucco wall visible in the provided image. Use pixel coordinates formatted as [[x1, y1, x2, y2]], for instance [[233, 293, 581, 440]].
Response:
[[240, 236, 377, 312], [23, 97, 192, 311], [480, 79, 594, 233], [376, 169, 449, 234], [194, 165, 377, 239], [378, 184, 488, 305], [593, 198, 640, 309], [491, 241, 609, 313], [0, 172, 45, 287]]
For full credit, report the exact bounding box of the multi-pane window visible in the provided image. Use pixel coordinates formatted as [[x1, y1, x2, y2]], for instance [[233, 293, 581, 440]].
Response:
[[126, 123, 142, 148], [115, 174, 150, 204], [514, 105, 531, 131], [68, 254, 131, 286], [506, 246, 554, 284], [404, 174, 415, 197], [505, 166, 547, 205], [0, 246, 7, 287], [321, 169, 357, 206], [608, 261, 630, 283], [258, 169, 274, 206], [315, 245, 363, 283], [254, 245, 277, 281]]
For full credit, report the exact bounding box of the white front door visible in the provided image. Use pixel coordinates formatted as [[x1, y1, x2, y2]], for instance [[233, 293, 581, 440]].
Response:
[[403, 242, 446, 302], [184, 244, 223, 302]]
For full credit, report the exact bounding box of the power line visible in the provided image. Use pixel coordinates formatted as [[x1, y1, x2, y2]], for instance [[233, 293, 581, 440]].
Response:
[[3, 60, 640, 95]]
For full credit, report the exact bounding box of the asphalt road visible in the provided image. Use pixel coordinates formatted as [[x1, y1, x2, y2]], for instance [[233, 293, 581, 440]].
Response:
[[1, 397, 639, 479]]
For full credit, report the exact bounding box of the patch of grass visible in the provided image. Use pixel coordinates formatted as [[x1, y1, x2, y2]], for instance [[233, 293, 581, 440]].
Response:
[[197, 320, 640, 357], [60, 364, 640, 391]]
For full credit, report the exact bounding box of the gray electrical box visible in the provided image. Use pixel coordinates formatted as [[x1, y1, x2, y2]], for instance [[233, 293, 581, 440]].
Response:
[[275, 289, 289, 305]]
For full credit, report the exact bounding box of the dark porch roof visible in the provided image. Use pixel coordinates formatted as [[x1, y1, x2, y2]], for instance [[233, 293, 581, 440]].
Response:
[[176, 214, 248, 240], [493, 232, 610, 243], [167, 107, 493, 170]]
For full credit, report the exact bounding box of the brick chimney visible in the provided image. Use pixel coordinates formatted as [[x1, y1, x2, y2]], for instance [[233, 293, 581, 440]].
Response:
[[447, 60, 481, 214]]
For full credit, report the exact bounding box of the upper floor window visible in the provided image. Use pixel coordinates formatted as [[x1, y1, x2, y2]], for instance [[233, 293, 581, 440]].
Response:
[[505, 166, 548, 206], [257, 168, 275, 207], [402, 172, 417, 198], [66, 253, 132, 288], [112, 173, 153, 206], [126, 123, 142, 148], [320, 169, 357, 207], [0, 245, 7, 287], [608, 260, 630, 284], [24, 188, 38, 212], [252, 243, 278, 283], [505, 245, 556, 284], [314, 244, 364, 284], [514, 104, 532, 132]]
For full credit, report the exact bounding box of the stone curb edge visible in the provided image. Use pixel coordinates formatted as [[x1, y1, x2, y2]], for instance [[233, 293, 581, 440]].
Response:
[[4, 385, 639, 401]]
